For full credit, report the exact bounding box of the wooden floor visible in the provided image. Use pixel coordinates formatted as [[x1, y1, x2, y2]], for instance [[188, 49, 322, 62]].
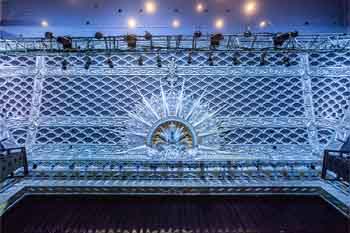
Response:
[[2, 195, 349, 233]]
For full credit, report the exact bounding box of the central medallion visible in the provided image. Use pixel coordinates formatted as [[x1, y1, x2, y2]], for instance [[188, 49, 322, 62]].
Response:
[[124, 79, 226, 160], [147, 118, 197, 153]]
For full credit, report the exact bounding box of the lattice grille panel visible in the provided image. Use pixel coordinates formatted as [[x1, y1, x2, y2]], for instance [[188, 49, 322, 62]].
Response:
[[317, 128, 335, 146], [309, 52, 350, 67], [183, 76, 305, 117], [45, 52, 300, 67], [0, 55, 36, 67], [40, 76, 161, 116], [311, 76, 350, 119], [0, 76, 34, 117], [221, 128, 309, 146], [40, 75, 305, 118], [35, 127, 127, 145], [9, 127, 28, 145]]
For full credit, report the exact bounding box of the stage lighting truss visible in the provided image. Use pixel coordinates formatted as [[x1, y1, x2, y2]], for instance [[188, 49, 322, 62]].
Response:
[[1, 33, 350, 54]]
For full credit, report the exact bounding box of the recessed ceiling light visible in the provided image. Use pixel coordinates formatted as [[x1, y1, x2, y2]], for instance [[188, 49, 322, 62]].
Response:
[[127, 18, 137, 29], [172, 19, 181, 28], [145, 1, 157, 14], [196, 3, 204, 13], [214, 18, 224, 29], [41, 20, 48, 27]]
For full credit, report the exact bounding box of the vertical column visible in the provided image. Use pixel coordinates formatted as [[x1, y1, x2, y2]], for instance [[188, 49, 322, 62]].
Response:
[[26, 56, 46, 158], [301, 54, 320, 157]]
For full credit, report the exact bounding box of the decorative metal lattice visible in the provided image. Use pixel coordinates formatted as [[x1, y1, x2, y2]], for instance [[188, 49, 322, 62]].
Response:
[[0, 48, 349, 175], [44, 52, 301, 68]]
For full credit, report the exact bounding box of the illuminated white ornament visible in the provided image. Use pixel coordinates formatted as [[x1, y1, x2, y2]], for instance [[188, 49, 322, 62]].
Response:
[[123, 80, 226, 160]]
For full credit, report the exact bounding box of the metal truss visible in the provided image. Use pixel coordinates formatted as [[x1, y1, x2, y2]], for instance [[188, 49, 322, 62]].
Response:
[[1, 33, 350, 54]]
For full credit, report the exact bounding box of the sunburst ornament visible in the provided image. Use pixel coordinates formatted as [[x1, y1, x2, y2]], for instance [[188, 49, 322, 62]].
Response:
[[123, 80, 227, 160]]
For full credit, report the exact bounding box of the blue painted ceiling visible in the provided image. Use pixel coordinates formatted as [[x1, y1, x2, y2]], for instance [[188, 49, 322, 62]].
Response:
[[1, 0, 348, 37]]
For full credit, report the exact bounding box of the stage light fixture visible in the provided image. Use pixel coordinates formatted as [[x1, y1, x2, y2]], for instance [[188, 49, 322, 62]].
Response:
[[125, 34, 137, 49], [260, 52, 268, 66], [94, 32, 104, 39], [232, 53, 241, 65], [208, 53, 214, 66], [84, 57, 92, 70], [57, 36, 73, 50], [283, 56, 291, 67], [138, 55, 144, 66], [193, 31, 202, 38], [45, 32, 54, 39], [156, 54, 162, 67], [273, 31, 298, 47], [107, 58, 114, 68], [210, 33, 224, 48], [61, 59, 69, 70], [187, 52, 193, 64], [144, 31, 152, 40]]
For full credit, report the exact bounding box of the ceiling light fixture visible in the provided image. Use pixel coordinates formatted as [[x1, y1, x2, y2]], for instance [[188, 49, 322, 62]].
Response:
[[145, 1, 157, 14]]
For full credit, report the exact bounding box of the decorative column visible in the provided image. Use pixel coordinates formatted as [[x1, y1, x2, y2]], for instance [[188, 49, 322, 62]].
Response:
[[26, 56, 46, 158], [301, 54, 320, 156]]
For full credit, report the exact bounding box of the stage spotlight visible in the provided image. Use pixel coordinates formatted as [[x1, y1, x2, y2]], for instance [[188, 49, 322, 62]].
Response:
[[69, 163, 75, 170], [283, 56, 291, 67], [61, 59, 69, 70], [57, 36, 73, 50], [208, 53, 214, 66], [84, 57, 92, 70], [156, 54, 162, 67], [260, 52, 268, 66], [125, 34, 137, 49], [45, 32, 54, 39], [144, 31, 152, 40], [232, 53, 240, 65], [94, 32, 104, 39], [210, 33, 224, 48], [273, 31, 298, 47], [193, 31, 202, 38], [107, 58, 114, 68], [138, 55, 144, 66], [187, 52, 193, 64]]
